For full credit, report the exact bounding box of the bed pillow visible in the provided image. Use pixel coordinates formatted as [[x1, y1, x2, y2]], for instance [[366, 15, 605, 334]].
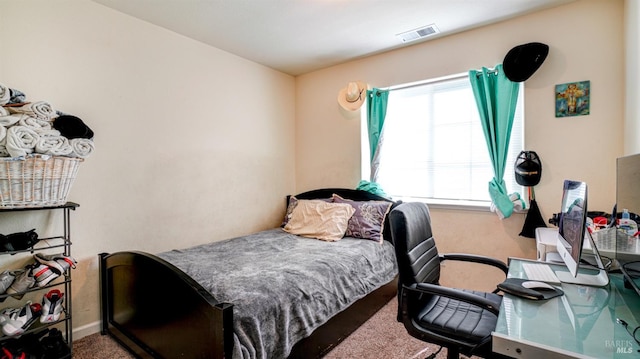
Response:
[[281, 196, 332, 227], [332, 194, 393, 243], [281, 196, 299, 227], [283, 200, 355, 242]]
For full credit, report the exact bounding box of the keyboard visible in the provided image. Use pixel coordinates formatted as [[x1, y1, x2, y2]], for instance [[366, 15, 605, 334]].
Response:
[[521, 262, 561, 284]]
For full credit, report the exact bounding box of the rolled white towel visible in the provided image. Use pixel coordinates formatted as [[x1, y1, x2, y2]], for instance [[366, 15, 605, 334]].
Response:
[[0, 114, 22, 127], [37, 129, 61, 138], [9, 101, 56, 120], [0, 126, 6, 143], [0, 136, 9, 157], [6, 125, 39, 158], [36, 134, 73, 156], [69, 138, 94, 158], [18, 114, 52, 133], [0, 83, 9, 105], [0, 107, 8, 117]]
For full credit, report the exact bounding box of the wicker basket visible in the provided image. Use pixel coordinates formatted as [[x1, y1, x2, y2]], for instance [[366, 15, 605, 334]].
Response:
[[0, 155, 83, 208]]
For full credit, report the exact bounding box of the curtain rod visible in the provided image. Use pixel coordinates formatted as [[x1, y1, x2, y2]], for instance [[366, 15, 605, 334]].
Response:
[[378, 68, 498, 92], [380, 70, 491, 92]]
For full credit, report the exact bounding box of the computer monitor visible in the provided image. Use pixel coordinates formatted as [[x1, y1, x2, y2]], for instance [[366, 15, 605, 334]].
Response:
[[555, 180, 609, 286]]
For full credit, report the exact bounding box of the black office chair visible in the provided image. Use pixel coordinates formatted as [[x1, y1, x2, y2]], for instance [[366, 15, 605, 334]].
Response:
[[388, 202, 509, 359]]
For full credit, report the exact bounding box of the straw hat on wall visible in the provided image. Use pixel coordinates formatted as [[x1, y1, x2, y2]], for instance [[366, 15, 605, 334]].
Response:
[[338, 81, 367, 111]]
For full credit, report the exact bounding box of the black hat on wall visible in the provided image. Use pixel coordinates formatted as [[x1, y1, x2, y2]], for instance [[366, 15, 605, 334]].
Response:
[[503, 42, 549, 82], [515, 151, 542, 187]]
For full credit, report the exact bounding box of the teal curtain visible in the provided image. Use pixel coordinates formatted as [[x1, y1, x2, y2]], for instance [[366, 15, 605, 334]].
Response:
[[356, 180, 387, 197], [469, 64, 520, 218], [366, 88, 389, 182]]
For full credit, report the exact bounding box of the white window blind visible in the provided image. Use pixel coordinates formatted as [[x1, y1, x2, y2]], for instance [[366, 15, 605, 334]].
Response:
[[362, 74, 524, 207]]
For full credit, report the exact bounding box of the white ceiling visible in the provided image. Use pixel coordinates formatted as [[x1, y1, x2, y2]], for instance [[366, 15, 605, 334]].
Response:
[[92, 0, 575, 76]]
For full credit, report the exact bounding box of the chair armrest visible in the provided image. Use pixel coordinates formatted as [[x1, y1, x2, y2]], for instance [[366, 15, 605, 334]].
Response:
[[440, 253, 508, 275], [406, 283, 501, 316]]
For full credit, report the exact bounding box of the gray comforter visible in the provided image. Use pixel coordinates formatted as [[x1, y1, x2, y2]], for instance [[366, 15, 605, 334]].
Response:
[[157, 228, 397, 359]]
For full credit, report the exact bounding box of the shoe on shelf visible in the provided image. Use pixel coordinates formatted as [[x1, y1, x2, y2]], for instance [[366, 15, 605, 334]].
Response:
[[5, 266, 36, 300], [0, 270, 22, 295], [0, 229, 40, 254], [33, 253, 77, 275], [31, 264, 58, 288], [0, 328, 49, 359], [1, 302, 42, 337], [0, 346, 27, 359], [0, 233, 11, 253], [6, 263, 58, 299], [0, 306, 19, 326], [40, 290, 64, 324], [40, 328, 69, 359]]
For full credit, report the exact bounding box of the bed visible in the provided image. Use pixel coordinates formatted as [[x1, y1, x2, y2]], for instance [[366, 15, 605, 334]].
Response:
[[99, 188, 400, 359]]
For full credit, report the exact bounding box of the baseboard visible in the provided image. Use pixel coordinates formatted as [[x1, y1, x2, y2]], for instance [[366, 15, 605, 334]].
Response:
[[73, 320, 102, 341]]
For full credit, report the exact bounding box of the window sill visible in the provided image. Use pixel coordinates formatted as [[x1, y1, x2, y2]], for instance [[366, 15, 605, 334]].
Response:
[[391, 196, 490, 211], [391, 196, 528, 214]]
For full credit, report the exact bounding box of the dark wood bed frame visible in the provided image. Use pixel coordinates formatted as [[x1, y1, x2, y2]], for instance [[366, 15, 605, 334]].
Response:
[[100, 188, 399, 358]]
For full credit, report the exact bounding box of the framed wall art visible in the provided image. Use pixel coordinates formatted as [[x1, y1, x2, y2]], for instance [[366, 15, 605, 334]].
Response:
[[555, 80, 590, 117]]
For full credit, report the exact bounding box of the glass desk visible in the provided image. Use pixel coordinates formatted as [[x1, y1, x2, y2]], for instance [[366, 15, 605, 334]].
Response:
[[621, 261, 640, 298], [493, 258, 640, 358]]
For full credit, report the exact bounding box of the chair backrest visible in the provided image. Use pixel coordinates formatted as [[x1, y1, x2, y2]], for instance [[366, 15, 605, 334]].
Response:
[[389, 202, 441, 286]]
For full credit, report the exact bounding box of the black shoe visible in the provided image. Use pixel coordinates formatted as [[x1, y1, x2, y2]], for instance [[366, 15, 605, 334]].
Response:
[[7, 230, 39, 252], [0, 230, 39, 254], [0, 234, 11, 253], [0, 328, 48, 359], [18, 328, 49, 358], [40, 329, 69, 359]]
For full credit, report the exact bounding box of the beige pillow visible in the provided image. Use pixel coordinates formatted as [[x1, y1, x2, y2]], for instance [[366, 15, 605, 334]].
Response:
[[283, 200, 356, 241]]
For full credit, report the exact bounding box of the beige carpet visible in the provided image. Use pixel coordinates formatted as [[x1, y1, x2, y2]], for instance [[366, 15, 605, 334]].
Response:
[[323, 297, 447, 359], [73, 297, 450, 358]]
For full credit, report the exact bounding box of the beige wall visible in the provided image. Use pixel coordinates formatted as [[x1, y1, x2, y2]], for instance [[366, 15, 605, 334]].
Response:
[[296, 0, 625, 290], [0, 0, 296, 337], [626, 0, 640, 154]]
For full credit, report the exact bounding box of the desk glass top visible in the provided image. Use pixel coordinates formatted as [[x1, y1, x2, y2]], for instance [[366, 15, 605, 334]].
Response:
[[494, 258, 640, 358]]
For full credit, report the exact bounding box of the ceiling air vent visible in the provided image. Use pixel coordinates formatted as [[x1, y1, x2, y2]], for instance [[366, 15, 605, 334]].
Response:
[[396, 24, 439, 43]]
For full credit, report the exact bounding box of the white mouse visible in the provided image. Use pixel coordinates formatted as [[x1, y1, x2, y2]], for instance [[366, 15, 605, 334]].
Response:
[[521, 281, 556, 290]]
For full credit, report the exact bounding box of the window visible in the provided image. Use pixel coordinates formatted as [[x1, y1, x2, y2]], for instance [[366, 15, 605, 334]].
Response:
[[361, 73, 524, 208]]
